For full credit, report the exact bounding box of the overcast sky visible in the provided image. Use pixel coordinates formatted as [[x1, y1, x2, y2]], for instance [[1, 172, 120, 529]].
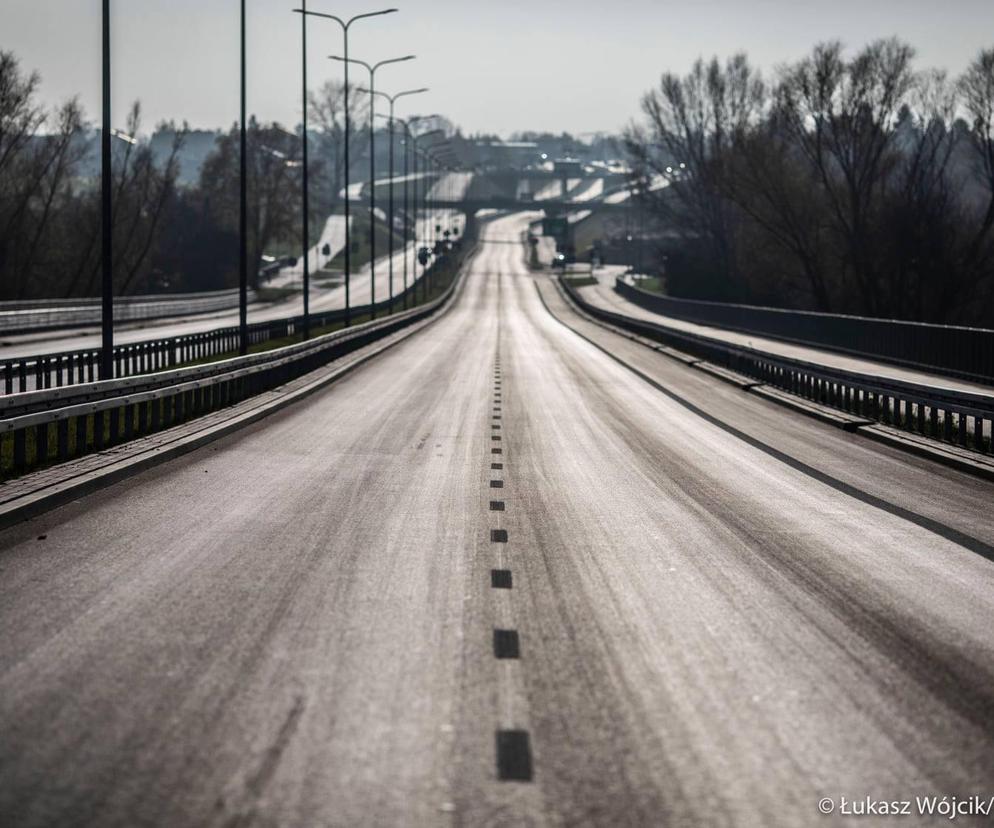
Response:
[[2, 0, 992, 137]]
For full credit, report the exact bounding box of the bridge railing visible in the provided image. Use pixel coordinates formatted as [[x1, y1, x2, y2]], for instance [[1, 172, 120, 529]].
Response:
[[616, 278, 994, 386], [0, 240, 474, 481], [1, 274, 437, 397], [563, 277, 993, 459], [0, 287, 260, 334]]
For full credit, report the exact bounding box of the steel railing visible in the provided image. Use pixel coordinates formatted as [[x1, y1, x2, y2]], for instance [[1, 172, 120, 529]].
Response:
[[0, 242, 473, 480], [0, 287, 260, 334], [564, 277, 994, 456], [615, 278, 994, 386], [1, 271, 441, 396]]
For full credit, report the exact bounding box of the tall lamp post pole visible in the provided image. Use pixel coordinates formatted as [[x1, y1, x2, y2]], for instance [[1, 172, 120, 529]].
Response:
[[101, 0, 113, 378], [391, 115, 413, 308], [414, 139, 446, 300], [402, 118, 410, 308], [369, 88, 427, 311], [238, 0, 248, 354], [407, 118, 442, 301], [330, 54, 414, 319], [410, 126, 419, 301], [293, 7, 398, 327], [299, 0, 310, 340], [422, 141, 448, 252]]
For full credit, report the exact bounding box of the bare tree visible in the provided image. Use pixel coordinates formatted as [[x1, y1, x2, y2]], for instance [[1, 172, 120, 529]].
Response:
[[960, 49, 994, 279], [68, 102, 184, 297], [626, 54, 764, 294], [200, 118, 304, 288], [720, 104, 835, 309], [308, 80, 368, 214], [0, 51, 86, 299], [778, 39, 917, 314]]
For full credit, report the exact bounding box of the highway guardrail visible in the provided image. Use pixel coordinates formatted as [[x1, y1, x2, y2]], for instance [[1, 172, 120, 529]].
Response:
[[0, 287, 260, 335], [565, 277, 993, 457], [1, 273, 437, 396], [0, 241, 472, 480], [615, 278, 994, 386]]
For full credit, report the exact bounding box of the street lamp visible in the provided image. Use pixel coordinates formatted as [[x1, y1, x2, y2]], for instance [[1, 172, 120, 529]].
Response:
[[270, 124, 308, 321], [296, 1, 310, 340], [389, 115, 430, 309], [101, 0, 113, 377], [422, 142, 449, 246], [367, 87, 428, 311], [329, 54, 415, 319], [424, 148, 453, 260], [292, 7, 397, 326], [98, 6, 159, 378], [239, 0, 248, 354], [407, 124, 445, 302], [389, 115, 417, 309]]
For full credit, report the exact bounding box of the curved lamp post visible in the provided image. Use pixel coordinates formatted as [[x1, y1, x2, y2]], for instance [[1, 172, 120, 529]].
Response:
[[329, 54, 414, 318], [365, 88, 428, 312], [411, 134, 445, 302], [406, 117, 443, 301], [292, 7, 397, 326], [388, 115, 418, 308]]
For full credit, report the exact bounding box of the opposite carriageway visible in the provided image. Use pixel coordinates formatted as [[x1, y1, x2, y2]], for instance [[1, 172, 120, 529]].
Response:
[[559, 276, 994, 472]]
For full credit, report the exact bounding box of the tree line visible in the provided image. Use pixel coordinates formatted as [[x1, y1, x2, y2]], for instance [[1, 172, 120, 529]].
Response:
[[0, 50, 371, 300], [626, 40, 994, 326]]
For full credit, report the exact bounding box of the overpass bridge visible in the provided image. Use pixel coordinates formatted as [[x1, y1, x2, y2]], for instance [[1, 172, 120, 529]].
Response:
[[430, 196, 631, 213]]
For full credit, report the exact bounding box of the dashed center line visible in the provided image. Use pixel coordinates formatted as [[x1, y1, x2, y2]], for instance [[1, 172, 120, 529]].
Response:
[[491, 569, 513, 589], [493, 629, 521, 659], [486, 343, 532, 785], [496, 731, 533, 782]]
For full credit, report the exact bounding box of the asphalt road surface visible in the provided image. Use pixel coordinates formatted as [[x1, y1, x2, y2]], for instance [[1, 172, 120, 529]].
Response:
[[1, 213, 992, 827]]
